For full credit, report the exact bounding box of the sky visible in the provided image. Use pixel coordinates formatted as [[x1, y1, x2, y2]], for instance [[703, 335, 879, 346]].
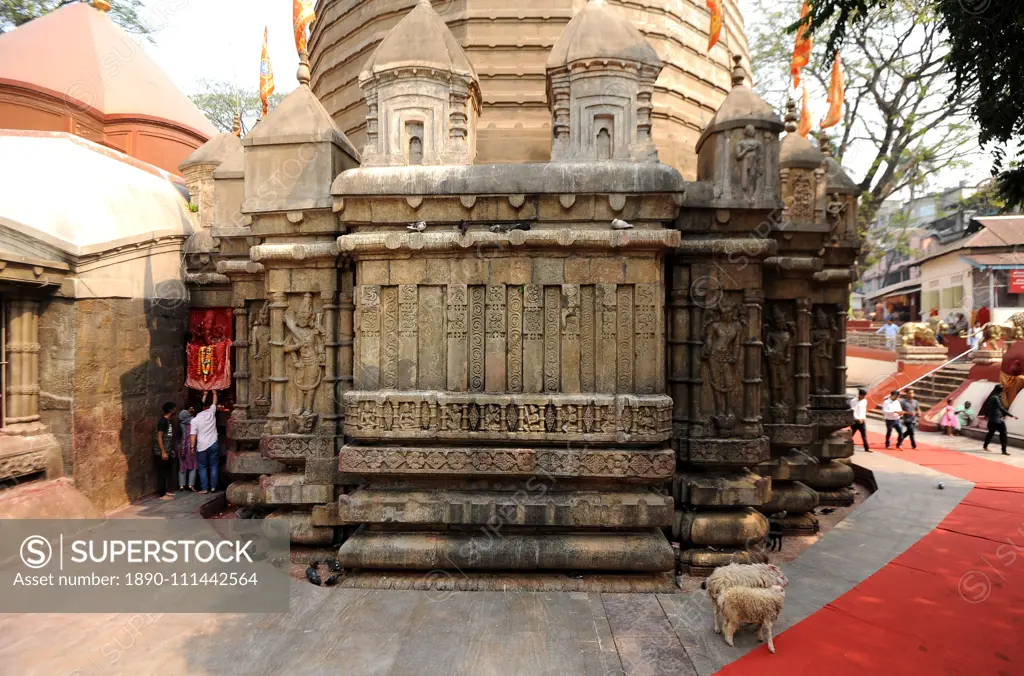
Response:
[[134, 0, 987, 198]]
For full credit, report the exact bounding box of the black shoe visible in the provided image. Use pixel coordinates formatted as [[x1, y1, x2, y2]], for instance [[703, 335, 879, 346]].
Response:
[[983, 446, 989, 452], [1003, 451, 1010, 456], [865, 448, 873, 453]]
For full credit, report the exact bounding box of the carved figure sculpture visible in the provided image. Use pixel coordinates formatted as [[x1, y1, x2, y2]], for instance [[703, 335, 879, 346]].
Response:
[[735, 125, 762, 198], [250, 301, 271, 403], [1006, 312, 1024, 341], [810, 307, 836, 395], [702, 299, 744, 430], [897, 322, 939, 348], [284, 293, 326, 415], [763, 304, 794, 420], [789, 174, 815, 222]]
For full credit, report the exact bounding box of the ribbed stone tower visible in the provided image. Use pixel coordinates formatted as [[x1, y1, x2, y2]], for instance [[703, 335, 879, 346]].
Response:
[[309, 0, 753, 176]]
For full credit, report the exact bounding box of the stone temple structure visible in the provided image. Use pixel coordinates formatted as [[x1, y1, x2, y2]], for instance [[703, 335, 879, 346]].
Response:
[[308, 0, 751, 177], [182, 0, 859, 584]]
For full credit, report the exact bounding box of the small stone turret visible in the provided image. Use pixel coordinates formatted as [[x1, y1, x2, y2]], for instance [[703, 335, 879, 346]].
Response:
[[545, 0, 663, 162], [179, 132, 244, 229], [819, 134, 861, 249], [696, 55, 784, 208], [357, 0, 481, 166], [779, 99, 827, 228]]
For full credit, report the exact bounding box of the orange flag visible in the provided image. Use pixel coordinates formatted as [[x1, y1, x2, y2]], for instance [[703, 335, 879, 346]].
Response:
[[798, 83, 812, 137], [707, 0, 723, 51], [790, 0, 812, 87], [260, 27, 275, 118], [293, 0, 316, 55], [820, 51, 845, 129]]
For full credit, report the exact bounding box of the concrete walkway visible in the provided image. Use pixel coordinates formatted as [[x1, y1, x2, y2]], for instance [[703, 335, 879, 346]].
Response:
[[0, 429, 995, 676]]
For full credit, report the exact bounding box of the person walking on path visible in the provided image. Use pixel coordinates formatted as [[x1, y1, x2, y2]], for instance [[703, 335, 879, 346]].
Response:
[[190, 390, 221, 494], [882, 390, 906, 449], [177, 405, 197, 491], [901, 389, 920, 450], [983, 385, 1018, 455], [154, 401, 177, 500], [850, 388, 871, 452], [876, 318, 899, 350]]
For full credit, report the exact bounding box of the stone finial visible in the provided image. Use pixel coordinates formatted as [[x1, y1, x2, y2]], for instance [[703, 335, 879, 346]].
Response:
[[297, 50, 311, 87], [92, 0, 112, 12], [784, 99, 798, 134], [231, 112, 242, 138], [731, 55, 745, 88], [818, 133, 832, 157]]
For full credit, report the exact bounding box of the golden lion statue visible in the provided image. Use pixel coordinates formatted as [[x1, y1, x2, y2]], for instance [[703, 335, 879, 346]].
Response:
[[898, 321, 939, 347], [1006, 312, 1024, 341]]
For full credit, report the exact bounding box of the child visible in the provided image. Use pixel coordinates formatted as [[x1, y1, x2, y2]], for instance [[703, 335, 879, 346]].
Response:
[[940, 398, 959, 436]]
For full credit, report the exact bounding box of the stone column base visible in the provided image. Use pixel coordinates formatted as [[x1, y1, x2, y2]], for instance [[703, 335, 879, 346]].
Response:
[[0, 432, 61, 482]]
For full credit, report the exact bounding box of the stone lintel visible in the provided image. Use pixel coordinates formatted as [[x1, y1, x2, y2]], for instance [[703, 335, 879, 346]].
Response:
[[215, 259, 265, 276], [260, 434, 337, 464], [317, 488, 673, 528], [250, 242, 339, 262], [813, 267, 857, 283], [672, 236, 776, 259], [345, 391, 673, 444], [336, 229, 680, 256], [336, 528, 676, 572], [339, 445, 675, 480], [764, 256, 823, 272]]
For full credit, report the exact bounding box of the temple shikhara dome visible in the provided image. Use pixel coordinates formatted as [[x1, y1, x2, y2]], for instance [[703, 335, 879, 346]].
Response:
[[0, 1, 216, 175], [309, 0, 751, 177]]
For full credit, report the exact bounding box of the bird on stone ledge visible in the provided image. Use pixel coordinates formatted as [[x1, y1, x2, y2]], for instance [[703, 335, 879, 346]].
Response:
[[305, 565, 322, 586], [407, 221, 427, 232], [489, 222, 531, 233], [611, 218, 634, 230]]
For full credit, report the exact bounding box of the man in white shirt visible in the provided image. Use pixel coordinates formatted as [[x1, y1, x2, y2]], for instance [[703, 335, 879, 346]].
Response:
[[876, 319, 899, 350], [850, 388, 870, 452], [189, 390, 220, 494], [881, 390, 905, 450]]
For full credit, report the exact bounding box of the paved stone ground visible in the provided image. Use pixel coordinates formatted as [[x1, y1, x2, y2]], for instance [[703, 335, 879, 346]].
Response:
[[0, 427, 984, 676]]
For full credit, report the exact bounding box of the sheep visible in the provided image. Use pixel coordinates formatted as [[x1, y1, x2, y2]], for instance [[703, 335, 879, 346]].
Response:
[[718, 584, 786, 654], [702, 562, 788, 634]]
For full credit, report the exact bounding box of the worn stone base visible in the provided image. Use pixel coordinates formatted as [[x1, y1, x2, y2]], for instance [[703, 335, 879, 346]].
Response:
[[260, 473, 333, 505], [226, 450, 287, 476], [264, 510, 335, 546], [0, 432, 62, 482], [678, 547, 768, 577], [775, 513, 819, 536], [757, 480, 818, 515], [816, 487, 856, 507], [754, 449, 820, 482], [314, 488, 673, 528], [672, 507, 768, 546], [337, 528, 676, 572], [806, 460, 856, 490], [226, 481, 263, 507], [332, 570, 677, 593], [673, 469, 771, 507]]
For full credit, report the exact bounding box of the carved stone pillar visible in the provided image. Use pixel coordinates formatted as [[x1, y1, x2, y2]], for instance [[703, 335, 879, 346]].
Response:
[[268, 291, 288, 428], [742, 289, 764, 434], [6, 299, 41, 428], [232, 303, 250, 419], [337, 268, 355, 399], [322, 289, 339, 430], [834, 306, 848, 394], [794, 297, 812, 425]]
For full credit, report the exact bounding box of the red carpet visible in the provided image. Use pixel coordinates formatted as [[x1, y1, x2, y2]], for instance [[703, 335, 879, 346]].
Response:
[[718, 433, 1024, 676]]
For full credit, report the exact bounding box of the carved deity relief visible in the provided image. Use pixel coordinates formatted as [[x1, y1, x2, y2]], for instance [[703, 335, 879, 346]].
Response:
[[763, 303, 795, 422], [284, 293, 327, 421], [790, 174, 815, 222], [735, 125, 763, 198], [250, 301, 271, 406], [810, 306, 837, 395], [700, 298, 745, 432]]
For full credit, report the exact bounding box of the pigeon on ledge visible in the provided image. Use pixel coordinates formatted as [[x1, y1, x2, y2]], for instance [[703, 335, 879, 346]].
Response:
[[407, 221, 427, 232], [611, 218, 634, 230], [305, 565, 322, 586]]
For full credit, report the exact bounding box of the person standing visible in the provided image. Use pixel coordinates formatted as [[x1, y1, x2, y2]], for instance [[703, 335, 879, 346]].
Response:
[[177, 405, 197, 491], [983, 385, 1018, 455], [876, 319, 899, 351], [154, 401, 177, 500], [940, 398, 959, 436], [901, 388, 920, 450], [850, 388, 870, 452], [190, 390, 221, 494], [882, 390, 905, 449]]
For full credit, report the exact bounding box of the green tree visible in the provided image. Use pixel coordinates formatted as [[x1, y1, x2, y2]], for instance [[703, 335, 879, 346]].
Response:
[[188, 79, 287, 135], [1, 0, 150, 36], [802, 0, 1024, 209], [746, 0, 975, 269]]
